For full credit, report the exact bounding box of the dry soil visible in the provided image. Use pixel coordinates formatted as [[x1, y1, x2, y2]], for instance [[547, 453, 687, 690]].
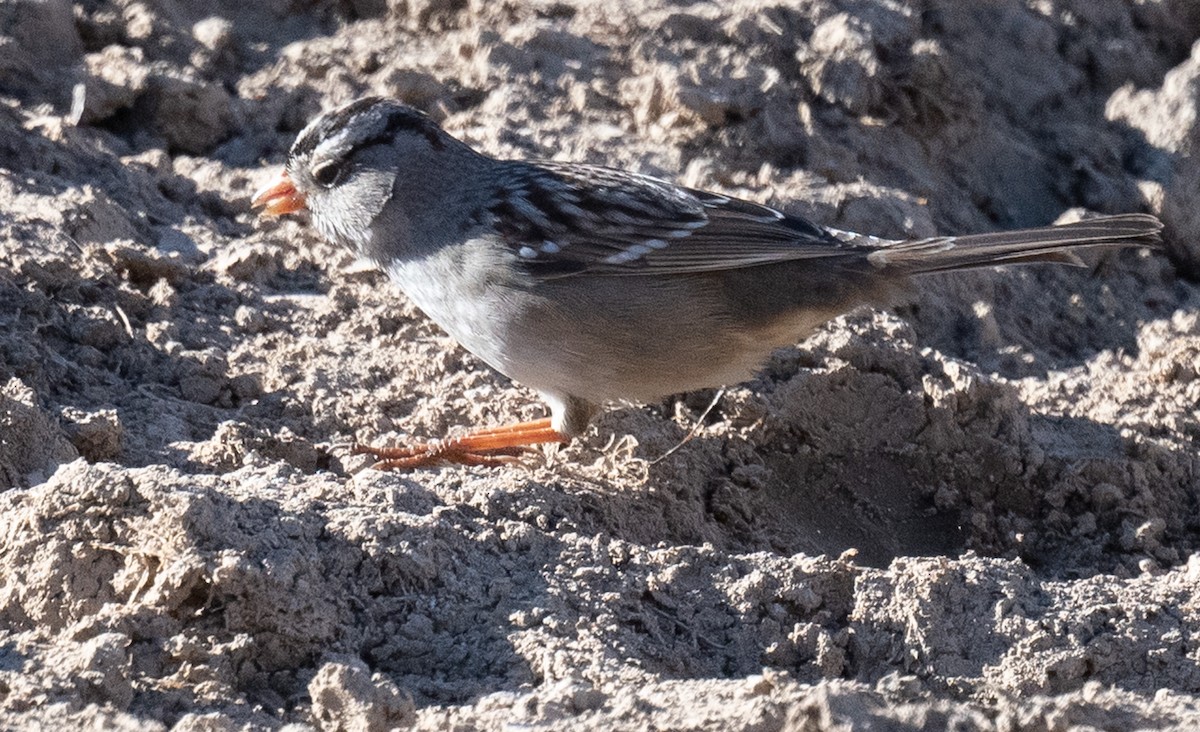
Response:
[[1, 1, 1199, 730]]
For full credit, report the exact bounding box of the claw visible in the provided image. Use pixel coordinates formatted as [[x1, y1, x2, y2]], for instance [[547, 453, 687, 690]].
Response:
[[349, 420, 565, 471]]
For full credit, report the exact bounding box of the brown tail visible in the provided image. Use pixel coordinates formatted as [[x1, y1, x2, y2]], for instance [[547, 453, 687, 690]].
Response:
[[867, 213, 1163, 275]]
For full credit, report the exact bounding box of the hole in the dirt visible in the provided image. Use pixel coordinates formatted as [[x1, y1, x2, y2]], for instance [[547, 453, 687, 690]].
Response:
[[91, 105, 145, 146], [173, 576, 215, 619], [747, 451, 967, 567]]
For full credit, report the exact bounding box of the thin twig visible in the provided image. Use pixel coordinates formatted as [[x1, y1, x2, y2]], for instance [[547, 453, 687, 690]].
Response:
[[651, 388, 725, 465], [114, 304, 134, 338]]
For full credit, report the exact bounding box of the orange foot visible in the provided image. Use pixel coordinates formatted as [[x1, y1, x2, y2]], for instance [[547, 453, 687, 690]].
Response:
[[352, 418, 569, 470]]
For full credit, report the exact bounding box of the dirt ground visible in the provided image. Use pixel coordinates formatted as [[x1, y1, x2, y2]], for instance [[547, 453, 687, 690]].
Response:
[[1, 0, 1198, 729]]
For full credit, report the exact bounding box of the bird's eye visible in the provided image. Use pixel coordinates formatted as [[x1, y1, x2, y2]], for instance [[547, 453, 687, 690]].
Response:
[[311, 161, 342, 187]]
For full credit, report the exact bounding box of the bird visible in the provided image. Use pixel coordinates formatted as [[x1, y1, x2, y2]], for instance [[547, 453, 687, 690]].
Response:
[[252, 96, 1163, 470]]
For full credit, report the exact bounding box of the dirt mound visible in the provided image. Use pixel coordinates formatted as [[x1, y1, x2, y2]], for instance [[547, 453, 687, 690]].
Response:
[[0, 1, 1197, 729]]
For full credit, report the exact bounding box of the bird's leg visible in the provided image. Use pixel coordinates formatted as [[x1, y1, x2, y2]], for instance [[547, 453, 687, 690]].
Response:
[[353, 418, 569, 470]]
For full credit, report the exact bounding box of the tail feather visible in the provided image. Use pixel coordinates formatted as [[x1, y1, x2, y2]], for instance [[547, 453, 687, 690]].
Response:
[[867, 213, 1163, 275]]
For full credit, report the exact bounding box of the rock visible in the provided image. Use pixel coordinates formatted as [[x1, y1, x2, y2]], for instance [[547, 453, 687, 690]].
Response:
[[309, 658, 416, 732], [0, 0, 83, 70], [1107, 41, 1200, 273], [0, 378, 78, 488]]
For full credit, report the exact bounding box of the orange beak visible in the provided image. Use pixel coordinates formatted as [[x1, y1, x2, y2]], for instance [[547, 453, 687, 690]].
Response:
[[251, 170, 307, 216]]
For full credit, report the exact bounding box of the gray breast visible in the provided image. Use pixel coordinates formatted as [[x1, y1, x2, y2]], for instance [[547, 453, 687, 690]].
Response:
[[384, 237, 531, 378]]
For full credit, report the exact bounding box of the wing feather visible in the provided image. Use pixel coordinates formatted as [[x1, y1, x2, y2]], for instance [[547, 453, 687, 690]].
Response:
[[485, 161, 875, 279]]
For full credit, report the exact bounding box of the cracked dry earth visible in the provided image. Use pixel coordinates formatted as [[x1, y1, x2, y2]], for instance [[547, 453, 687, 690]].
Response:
[[1, 0, 1199, 730]]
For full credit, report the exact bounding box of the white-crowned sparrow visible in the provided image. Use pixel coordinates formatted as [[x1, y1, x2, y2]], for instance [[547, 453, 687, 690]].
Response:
[[252, 96, 1162, 469]]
